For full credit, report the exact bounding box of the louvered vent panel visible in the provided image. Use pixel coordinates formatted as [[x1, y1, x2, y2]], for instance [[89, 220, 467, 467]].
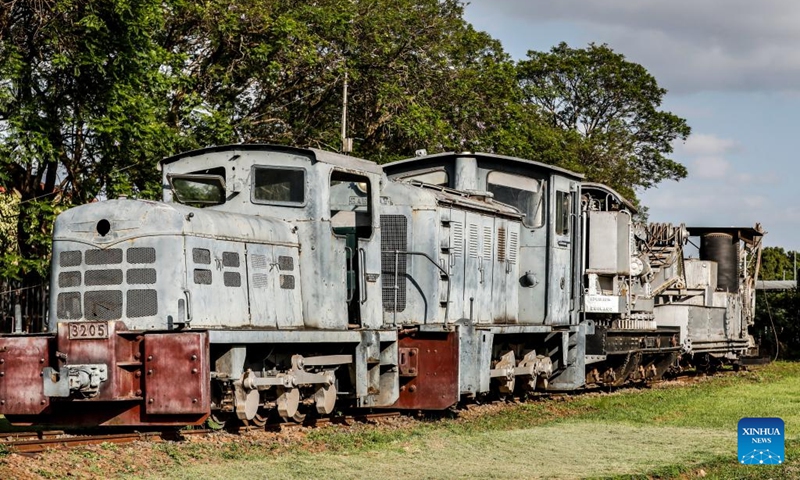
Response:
[[252, 255, 267, 270], [468, 224, 479, 258], [483, 226, 492, 258], [497, 228, 507, 263], [452, 222, 464, 257], [509, 232, 519, 264]]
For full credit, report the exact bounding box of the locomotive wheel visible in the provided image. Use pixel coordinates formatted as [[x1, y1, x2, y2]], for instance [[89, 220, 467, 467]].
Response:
[[291, 409, 307, 423], [314, 383, 337, 415], [207, 412, 228, 430], [277, 386, 300, 421], [250, 410, 269, 428]]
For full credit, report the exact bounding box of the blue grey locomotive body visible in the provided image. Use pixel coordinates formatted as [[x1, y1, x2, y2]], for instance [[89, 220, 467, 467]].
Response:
[[0, 145, 762, 427]]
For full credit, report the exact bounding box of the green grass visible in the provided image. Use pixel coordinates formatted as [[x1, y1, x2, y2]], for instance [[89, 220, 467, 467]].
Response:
[[127, 362, 800, 480], [5, 363, 799, 479]]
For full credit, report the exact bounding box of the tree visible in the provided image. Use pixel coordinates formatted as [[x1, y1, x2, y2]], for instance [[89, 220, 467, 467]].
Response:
[[517, 42, 691, 199], [753, 247, 800, 359], [0, 0, 188, 284]]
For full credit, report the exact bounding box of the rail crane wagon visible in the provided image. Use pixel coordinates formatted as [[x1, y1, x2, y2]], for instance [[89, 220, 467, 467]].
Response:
[[0, 145, 762, 427]]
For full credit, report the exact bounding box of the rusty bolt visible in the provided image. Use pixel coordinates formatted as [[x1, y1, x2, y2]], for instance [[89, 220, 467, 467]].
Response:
[[434, 349, 438, 354], [40, 400, 46, 405], [134, 352, 141, 360], [147, 355, 153, 361], [192, 398, 197, 404], [0, 400, 4, 405], [191, 355, 197, 361], [408, 350, 416, 357], [408, 385, 417, 393], [135, 371, 142, 378], [135, 389, 142, 396], [192, 368, 198, 374], [147, 369, 153, 375], [148, 398, 154, 404], [0, 372, 4, 377], [40, 358, 44, 364], [0, 359, 3, 364]]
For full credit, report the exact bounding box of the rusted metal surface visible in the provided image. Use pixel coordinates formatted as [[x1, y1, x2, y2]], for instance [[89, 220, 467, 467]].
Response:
[[144, 331, 209, 416], [0, 335, 52, 415], [392, 332, 458, 410]]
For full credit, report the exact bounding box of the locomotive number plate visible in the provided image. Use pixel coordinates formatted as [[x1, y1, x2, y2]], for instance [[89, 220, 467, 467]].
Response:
[[68, 322, 109, 340]]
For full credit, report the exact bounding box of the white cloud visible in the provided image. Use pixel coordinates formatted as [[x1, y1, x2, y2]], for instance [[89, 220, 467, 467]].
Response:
[[690, 156, 730, 180], [679, 133, 741, 157], [467, 0, 800, 93]]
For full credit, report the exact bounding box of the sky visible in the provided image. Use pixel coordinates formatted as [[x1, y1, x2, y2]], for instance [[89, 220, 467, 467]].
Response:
[[463, 0, 799, 250]]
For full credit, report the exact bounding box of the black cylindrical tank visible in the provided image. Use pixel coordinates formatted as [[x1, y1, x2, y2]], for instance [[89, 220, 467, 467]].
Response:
[[699, 233, 738, 292]]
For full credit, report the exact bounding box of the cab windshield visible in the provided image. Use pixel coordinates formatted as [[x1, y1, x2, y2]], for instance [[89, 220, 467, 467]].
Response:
[[168, 174, 226, 206]]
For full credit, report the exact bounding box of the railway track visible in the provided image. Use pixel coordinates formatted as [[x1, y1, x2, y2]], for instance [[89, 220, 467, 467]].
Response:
[[0, 412, 402, 454]]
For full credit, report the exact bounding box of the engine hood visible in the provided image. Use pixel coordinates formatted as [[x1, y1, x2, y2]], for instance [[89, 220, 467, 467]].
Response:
[[53, 199, 298, 247]]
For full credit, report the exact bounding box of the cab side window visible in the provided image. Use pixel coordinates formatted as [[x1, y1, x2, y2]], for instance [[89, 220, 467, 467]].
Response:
[[329, 170, 372, 238], [252, 167, 305, 205], [555, 191, 571, 236], [487, 171, 545, 229]]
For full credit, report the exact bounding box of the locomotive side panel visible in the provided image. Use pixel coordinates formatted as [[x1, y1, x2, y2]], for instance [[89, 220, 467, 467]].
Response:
[[184, 237, 249, 328]]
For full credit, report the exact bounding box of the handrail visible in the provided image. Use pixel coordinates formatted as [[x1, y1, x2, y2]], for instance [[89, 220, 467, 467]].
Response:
[[344, 246, 354, 303], [391, 250, 451, 326]]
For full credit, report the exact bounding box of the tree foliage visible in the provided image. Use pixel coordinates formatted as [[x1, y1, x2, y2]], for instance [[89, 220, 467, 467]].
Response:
[[753, 247, 800, 360], [0, 1, 689, 287], [517, 42, 691, 199]]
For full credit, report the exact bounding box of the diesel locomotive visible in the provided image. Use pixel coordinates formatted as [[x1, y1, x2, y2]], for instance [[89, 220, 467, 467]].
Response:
[[0, 145, 762, 427]]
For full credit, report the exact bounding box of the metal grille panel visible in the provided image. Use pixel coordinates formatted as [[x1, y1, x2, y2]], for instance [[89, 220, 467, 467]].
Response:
[[84, 291, 123, 320], [127, 289, 158, 318], [85, 269, 123, 286], [59, 271, 81, 288], [85, 249, 122, 265], [252, 255, 267, 269], [57, 292, 82, 319], [127, 268, 157, 285], [60, 251, 81, 267], [127, 247, 156, 264], [278, 256, 294, 271], [380, 215, 407, 312], [222, 252, 240, 268], [279, 274, 295, 290], [194, 269, 212, 285], [224, 272, 241, 287], [252, 273, 269, 288], [193, 248, 211, 264]]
